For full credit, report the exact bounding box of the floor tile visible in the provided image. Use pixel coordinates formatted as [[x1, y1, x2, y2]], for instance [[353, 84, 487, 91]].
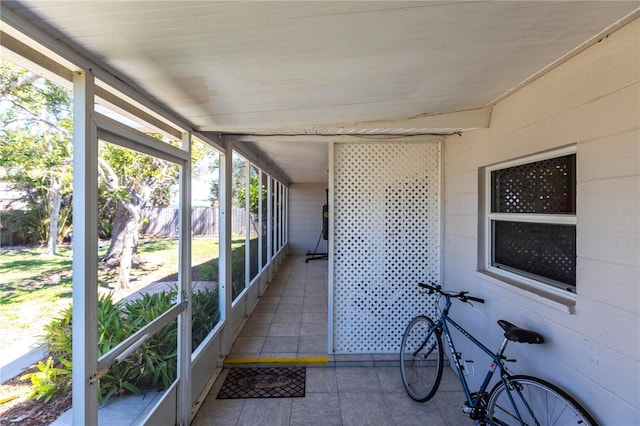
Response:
[[247, 312, 274, 324], [339, 392, 395, 426], [301, 312, 326, 324], [304, 285, 327, 296], [268, 322, 301, 337], [262, 336, 299, 353], [237, 321, 270, 337], [280, 295, 304, 304], [252, 303, 278, 313], [237, 398, 292, 426], [277, 303, 304, 314], [374, 366, 405, 393], [282, 288, 305, 297], [273, 311, 302, 323], [229, 336, 264, 354], [336, 367, 383, 393], [302, 302, 327, 313], [259, 296, 281, 305], [306, 367, 338, 393], [438, 366, 463, 392], [291, 393, 341, 425], [299, 322, 327, 336], [303, 295, 326, 306], [298, 336, 327, 353], [385, 391, 448, 426], [433, 390, 472, 425], [191, 399, 244, 426]]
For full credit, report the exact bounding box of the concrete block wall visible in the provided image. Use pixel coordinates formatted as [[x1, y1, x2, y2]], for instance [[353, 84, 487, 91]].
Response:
[[442, 18, 639, 424]]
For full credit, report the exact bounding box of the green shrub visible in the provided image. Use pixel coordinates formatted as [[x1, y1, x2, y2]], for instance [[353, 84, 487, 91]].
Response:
[[33, 286, 221, 404], [192, 287, 220, 349], [21, 356, 71, 402], [120, 291, 178, 392]]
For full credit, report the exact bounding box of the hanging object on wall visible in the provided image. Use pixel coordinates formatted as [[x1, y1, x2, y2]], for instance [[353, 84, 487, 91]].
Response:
[[306, 189, 329, 263]]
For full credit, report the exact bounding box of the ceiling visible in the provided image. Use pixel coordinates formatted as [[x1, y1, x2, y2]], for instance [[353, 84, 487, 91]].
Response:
[[2, 1, 639, 183]]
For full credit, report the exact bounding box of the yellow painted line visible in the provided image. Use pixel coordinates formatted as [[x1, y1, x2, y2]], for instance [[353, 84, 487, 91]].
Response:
[[224, 357, 329, 365]]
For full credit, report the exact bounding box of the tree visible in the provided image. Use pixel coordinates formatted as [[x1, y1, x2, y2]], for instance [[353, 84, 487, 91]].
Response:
[[0, 60, 73, 254], [99, 142, 179, 288]]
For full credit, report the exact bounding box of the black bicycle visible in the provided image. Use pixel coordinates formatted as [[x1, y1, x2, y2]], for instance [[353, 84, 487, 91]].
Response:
[[400, 283, 597, 425]]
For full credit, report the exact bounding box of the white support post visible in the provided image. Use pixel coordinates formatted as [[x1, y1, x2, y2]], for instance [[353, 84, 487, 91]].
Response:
[[177, 132, 192, 425], [327, 141, 335, 354], [279, 183, 283, 251], [71, 70, 99, 425], [267, 176, 272, 264], [284, 186, 288, 245], [219, 141, 233, 354], [244, 161, 250, 296], [257, 170, 263, 273]]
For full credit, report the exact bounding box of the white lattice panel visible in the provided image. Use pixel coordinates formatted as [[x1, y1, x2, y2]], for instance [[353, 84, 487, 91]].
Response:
[[332, 140, 441, 353]]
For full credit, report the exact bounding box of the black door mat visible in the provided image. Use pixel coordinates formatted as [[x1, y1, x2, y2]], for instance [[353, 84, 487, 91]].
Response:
[[216, 367, 306, 399]]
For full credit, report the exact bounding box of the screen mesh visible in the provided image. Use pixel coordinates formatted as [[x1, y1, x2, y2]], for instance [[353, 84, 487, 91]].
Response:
[[491, 154, 576, 214]]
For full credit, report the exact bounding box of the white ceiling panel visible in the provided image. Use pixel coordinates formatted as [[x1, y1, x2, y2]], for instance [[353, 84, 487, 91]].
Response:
[[2, 1, 638, 182]]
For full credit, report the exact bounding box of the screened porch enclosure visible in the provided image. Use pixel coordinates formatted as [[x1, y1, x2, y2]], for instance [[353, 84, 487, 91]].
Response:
[[1, 2, 638, 425]]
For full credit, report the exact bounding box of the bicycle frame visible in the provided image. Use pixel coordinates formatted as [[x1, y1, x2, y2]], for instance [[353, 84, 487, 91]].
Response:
[[427, 296, 514, 424], [436, 315, 502, 403]]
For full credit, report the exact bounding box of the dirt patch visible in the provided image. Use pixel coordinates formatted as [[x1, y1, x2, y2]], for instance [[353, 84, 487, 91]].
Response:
[[0, 376, 71, 426]]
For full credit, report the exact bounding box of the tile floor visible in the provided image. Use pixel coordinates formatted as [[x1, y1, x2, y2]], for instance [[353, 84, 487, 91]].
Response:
[[192, 256, 472, 425]]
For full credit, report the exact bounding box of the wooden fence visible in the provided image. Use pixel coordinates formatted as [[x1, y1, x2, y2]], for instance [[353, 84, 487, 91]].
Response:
[[141, 207, 253, 237]]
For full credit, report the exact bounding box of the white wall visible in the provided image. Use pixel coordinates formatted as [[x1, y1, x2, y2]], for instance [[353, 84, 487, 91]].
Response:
[[443, 18, 639, 424], [288, 183, 328, 256]]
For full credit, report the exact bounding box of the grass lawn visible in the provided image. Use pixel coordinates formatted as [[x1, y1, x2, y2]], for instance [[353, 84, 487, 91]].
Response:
[[0, 237, 227, 354], [0, 246, 74, 354]]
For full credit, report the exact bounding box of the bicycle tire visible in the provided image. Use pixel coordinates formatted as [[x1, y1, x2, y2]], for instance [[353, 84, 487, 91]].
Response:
[[399, 315, 443, 402], [486, 375, 598, 426]]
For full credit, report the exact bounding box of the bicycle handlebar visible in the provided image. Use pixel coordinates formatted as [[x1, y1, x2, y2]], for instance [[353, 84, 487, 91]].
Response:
[[418, 282, 485, 304]]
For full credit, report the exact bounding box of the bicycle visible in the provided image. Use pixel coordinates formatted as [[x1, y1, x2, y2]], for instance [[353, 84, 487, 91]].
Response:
[[400, 282, 597, 425]]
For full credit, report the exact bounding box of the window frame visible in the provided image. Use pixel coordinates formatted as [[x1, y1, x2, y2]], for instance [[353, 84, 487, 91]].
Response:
[[484, 146, 577, 298]]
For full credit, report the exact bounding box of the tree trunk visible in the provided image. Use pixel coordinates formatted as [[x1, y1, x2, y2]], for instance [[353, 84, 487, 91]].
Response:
[[101, 199, 140, 289], [47, 178, 62, 256]]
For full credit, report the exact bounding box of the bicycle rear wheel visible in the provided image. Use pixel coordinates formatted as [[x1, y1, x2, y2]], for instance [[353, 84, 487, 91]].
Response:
[[486, 375, 597, 426], [399, 315, 443, 402]]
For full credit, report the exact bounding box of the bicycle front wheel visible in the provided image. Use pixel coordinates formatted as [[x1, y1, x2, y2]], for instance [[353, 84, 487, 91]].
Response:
[[399, 315, 443, 402], [486, 375, 598, 426]]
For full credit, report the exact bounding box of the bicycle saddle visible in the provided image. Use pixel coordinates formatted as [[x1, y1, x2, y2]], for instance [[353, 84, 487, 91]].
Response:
[[497, 320, 544, 344]]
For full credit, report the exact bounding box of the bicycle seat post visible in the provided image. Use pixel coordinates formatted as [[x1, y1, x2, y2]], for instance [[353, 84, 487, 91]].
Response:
[[497, 337, 510, 360]]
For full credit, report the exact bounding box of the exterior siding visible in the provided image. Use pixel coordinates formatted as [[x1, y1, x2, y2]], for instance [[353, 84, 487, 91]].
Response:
[[442, 18, 639, 424], [288, 183, 328, 256]]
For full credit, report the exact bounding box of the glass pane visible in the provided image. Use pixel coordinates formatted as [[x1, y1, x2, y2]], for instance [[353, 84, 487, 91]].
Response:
[[97, 141, 180, 406], [492, 220, 576, 290], [261, 172, 268, 268], [249, 165, 259, 280], [231, 153, 247, 301], [191, 141, 221, 352], [491, 154, 576, 214]]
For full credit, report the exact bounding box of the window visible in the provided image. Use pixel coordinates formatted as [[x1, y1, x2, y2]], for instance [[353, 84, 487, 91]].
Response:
[[485, 148, 577, 295]]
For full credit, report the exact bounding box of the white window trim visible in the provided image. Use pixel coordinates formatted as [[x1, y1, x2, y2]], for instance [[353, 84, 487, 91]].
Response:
[[483, 146, 577, 300]]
